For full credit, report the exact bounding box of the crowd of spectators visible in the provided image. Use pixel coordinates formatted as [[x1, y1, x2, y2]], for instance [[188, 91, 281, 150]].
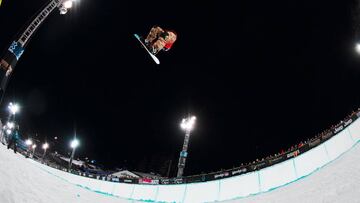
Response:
[[233, 108, 360, 172]]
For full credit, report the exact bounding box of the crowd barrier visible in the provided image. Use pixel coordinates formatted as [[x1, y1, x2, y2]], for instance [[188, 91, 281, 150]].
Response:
[[29, 113, 360, 202]]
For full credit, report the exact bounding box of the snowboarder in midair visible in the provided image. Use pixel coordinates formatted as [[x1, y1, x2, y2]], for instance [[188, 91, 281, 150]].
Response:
[[145, 26, 177, 55]]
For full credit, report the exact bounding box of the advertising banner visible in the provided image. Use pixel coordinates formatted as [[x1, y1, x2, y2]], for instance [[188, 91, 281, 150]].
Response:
[[286, 149, 300, 158], [250, 160, 267, 171], [333, 124, 344, 134], [139, 178, 159, 185], [267, 155, 285, 166], [172, 178, 184, 184], [230, 167, 247, 176], [213, 171, 230, 179], [308, 138, 321, 148], [321, 131, 333, 141], [8, 41, 24, 60], [186, 175, 205, 183], [120, 178, 138, 184], [160, 179, 170, 184]]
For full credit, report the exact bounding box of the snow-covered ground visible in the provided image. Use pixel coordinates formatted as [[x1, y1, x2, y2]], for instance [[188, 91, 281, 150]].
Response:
[[1, 139, 360, 202], [0, 144, 135, 203], [226, 141, 360, 203]]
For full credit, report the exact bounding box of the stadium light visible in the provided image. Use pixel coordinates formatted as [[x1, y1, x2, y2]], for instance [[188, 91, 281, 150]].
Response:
[[70, 139, 79, 148], [31, 144, 37, 157], [42, 142, 49, 158], [25, 139, 32, 146], [6, 122, 14, 129], [180, 116, 196, 132], [42, 142, 49, 150], [356, 43, 360, 54], [8, 103, 19, 115], [69, 138, 80, 170], [177, 115, 197, 177], [59, 0, 77, 14], [63, 0, 73, 8]]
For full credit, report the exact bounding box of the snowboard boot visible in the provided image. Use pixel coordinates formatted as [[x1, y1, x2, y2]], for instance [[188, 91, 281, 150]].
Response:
[[151, 47, 159, 55]]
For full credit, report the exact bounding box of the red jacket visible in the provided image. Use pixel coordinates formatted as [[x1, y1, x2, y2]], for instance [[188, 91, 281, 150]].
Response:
[[164, 31, 177, 50]]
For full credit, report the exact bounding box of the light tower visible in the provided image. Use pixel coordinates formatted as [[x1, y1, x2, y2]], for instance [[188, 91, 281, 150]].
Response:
[[0, 0, 78, 104], [42, 142, 49, 158], [177, 115, 196, 177], [7, 102, 19, 121], [356, 43, 360, 55], [68, 138, 79, 170]]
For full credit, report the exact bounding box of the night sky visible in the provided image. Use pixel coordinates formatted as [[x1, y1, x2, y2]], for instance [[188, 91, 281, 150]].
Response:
[[1, 0, 360, 177]]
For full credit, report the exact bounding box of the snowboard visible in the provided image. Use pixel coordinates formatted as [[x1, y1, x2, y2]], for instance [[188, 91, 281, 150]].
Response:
[[134, 34, 160, 65]]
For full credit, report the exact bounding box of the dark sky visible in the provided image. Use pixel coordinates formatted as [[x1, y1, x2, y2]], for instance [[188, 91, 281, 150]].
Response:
[[0, 0, 360, 176]]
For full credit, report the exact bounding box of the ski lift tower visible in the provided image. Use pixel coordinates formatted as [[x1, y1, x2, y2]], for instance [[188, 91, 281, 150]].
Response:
[[0, 0, 78, 104]]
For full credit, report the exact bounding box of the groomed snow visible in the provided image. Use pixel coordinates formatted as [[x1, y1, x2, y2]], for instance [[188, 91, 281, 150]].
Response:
[[0, 144, 135, 203], [1, 139, 360, 202], [225, 141, 360, 203]]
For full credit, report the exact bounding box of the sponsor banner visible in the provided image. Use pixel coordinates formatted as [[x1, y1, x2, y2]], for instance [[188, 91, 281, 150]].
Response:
[[186, 175, 206, 183], [321, 131, 333, 141], [8, 41, 24, 60], [286, 149, 300, 158], [180, 151, 188, 157], [250, 161, 267, 170], [344, 119, 352, 127], [231, 167, 247, 176], [333, 124, 344, 134], [160, 179, 170, 184], [203, 173, 216, 181], [111, 177, 120, 182], [308, 138, 321, 148], [213, 171, 230, 179], [267, 155, 285, 165], [172, 178, 184, 184], [139, 178, 159, 185], [120, 178, 138, 184]]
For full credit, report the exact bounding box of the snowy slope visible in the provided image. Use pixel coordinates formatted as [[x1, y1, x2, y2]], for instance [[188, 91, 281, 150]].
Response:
[[1, 138, 360, 202], [226, 141, 360, 203], [0, 144, 135, 203]]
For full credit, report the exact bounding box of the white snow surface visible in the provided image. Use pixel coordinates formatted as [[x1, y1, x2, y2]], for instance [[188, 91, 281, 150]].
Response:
[[0, 144, 135, 203], [1, 139, 360, 202], [226, 142, 360, 203]]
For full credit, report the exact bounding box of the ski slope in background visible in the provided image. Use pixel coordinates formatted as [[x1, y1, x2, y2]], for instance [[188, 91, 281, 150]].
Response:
[[1, 137, 360, 202]]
